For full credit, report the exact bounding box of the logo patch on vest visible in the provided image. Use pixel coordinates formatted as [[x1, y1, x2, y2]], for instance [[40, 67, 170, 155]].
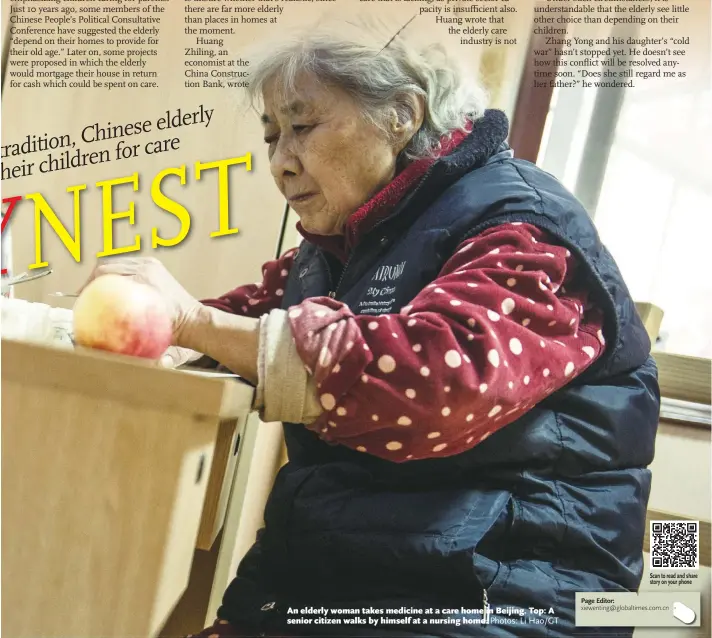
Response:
[[358, 260, 407, 315]]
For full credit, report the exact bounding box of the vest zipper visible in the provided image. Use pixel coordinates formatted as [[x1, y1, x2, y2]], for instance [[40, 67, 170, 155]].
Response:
[[328, 252, 354, 298], [482, 587, 492, 625], [327, 165, 436, 300]]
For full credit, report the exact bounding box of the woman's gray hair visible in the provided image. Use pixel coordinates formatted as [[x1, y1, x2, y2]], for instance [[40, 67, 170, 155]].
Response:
[[240, 17, 489, 163]]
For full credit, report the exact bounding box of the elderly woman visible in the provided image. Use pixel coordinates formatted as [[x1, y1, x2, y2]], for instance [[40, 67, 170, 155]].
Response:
[[85, 21, 659, 638]]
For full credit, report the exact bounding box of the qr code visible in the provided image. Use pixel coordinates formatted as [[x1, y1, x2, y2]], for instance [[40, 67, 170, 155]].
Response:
[[650, 520, 699, 569]]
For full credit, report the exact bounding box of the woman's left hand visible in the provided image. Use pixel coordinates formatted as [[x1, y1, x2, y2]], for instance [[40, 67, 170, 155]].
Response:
[[78, 257, 202, 342]]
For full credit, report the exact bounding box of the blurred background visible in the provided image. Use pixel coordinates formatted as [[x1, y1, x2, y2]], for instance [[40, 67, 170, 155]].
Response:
[[537, 53, 712, 359]]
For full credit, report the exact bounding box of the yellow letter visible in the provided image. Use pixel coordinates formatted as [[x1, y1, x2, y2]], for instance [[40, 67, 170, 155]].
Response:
[[96, 173, 141, 257], [27, 184, 85, 270], [151, 165, 191, 248], [195, 153, 251, 238]]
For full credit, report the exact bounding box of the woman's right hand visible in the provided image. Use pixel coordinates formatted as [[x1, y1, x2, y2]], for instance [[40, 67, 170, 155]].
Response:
[[77, 257, 202, 344]]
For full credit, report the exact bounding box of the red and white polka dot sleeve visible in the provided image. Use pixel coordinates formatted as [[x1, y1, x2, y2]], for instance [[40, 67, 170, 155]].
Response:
[[287, 223, 607, 462], [200, 247, 298, 317]]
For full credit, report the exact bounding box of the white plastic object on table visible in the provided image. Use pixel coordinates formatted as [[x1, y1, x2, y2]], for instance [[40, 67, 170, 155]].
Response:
[[0, 297, 74, 349], [1, 209, 12, 299]]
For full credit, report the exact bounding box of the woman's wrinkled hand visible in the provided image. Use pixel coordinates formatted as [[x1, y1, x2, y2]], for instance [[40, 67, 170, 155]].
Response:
[[78, 257, 202, 343]]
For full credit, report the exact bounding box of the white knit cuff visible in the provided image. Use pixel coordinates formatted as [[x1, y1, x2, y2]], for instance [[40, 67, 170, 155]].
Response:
[[255, 309, 323, 424]]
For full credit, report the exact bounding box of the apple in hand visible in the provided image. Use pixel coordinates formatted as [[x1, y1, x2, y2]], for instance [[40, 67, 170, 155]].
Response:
[[72, 274, 173, 360]]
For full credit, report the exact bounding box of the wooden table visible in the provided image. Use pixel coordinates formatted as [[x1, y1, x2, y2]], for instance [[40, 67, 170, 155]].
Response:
[[9, 335, 707, 636], [1, 338, 262, 638]]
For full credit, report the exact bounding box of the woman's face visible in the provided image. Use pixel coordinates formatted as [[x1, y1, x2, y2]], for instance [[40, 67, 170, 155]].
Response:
[[262, 73, 401, 236]]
